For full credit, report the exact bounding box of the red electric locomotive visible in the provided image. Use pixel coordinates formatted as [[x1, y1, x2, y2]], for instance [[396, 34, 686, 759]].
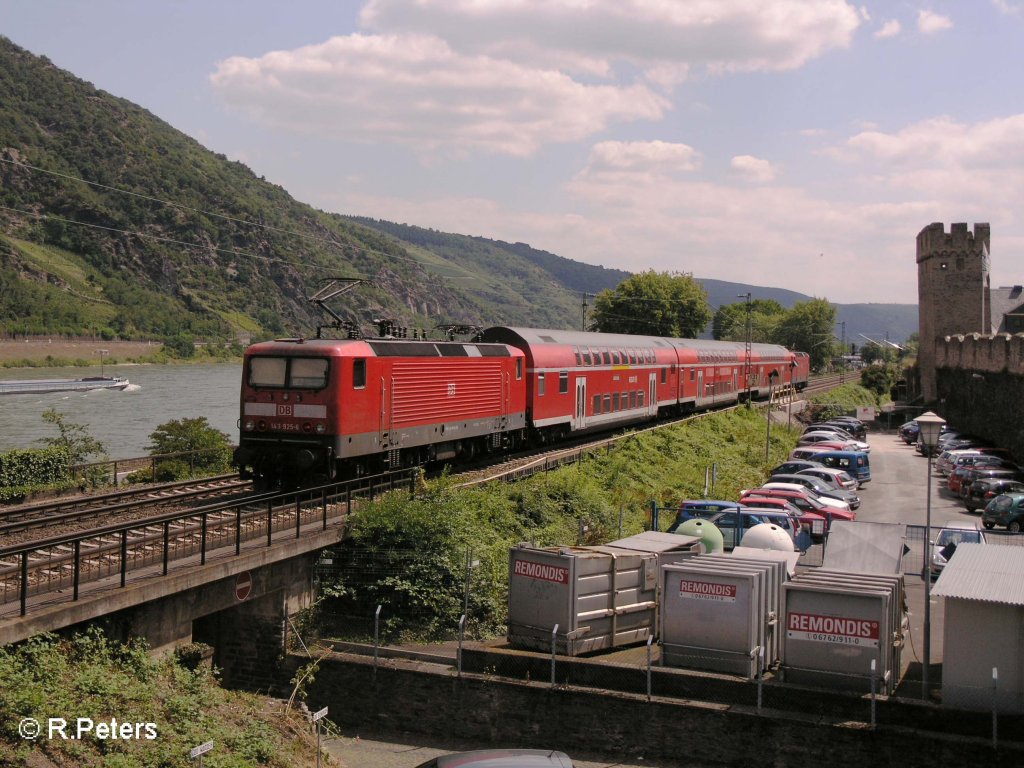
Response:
[[233, 326, 810, 487], [233, 335, 527, 487]]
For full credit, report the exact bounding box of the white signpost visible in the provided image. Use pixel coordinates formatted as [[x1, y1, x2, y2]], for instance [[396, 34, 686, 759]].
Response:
[[190, 740, 213, 767], [313, 706, 329, 768]]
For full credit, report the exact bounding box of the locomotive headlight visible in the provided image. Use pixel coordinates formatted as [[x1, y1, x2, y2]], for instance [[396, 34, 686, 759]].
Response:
[[244, 419, 256, 431], [315, 423, 326, 434]]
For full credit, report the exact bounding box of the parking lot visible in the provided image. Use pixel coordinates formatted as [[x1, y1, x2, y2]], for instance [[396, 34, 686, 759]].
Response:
[[323, 423, 1010, 767]]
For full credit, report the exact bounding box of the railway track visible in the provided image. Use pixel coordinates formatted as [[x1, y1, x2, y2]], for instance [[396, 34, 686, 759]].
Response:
[[0, 474, 254, 541], [0, 470, 417, 617]]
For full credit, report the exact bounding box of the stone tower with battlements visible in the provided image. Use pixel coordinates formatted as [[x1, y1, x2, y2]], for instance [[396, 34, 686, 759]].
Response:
[[917, 222, 991, 401]]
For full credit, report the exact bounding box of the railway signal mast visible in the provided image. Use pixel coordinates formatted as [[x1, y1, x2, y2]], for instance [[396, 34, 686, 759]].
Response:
[[738, 292, 752, 402]]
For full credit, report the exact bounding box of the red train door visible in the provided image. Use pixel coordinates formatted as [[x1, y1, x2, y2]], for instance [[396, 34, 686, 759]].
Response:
[[379, 376, 394, 447], [648, 373, 657, 417]]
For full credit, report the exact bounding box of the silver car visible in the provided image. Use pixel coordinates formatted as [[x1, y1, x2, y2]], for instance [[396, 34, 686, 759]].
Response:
[[416, 751, 574, 768], [931, 519, 986, 575]]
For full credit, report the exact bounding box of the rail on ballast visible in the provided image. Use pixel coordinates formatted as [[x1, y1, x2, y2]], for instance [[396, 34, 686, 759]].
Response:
[[0, 469, 418, 618]]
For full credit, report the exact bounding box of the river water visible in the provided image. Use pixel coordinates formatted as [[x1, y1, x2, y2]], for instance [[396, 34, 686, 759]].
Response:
[[0, 363, 241, 459]]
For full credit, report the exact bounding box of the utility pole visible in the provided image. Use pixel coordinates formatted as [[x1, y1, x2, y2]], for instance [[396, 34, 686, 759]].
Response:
[[738, 293, 752, 402], [579, 292, 598, 331], [840, 322, 846, 382]]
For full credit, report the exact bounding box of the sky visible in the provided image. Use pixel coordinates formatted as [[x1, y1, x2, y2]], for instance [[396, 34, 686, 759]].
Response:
[[4, 0, 1024, 304]]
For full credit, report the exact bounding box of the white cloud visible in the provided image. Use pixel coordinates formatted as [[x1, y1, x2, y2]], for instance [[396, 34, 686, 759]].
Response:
[[360, 0, 863, 82], [581, 141, 702, 176], [874, 19, 901, 38], [730, 155, 777, 182], [209, 34, 668, 156], [917, 10, 953, 34], [839, 114, 1024, 169], [992, 0, 1022, 15]]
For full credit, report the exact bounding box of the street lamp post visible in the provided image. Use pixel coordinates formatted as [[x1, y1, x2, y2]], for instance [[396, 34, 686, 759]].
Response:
[[917, 410, 946, 700], [738, 293, 752, 403]]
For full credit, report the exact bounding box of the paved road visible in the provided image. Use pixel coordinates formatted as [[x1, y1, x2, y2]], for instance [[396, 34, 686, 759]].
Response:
[[321, 424, 992, 768]]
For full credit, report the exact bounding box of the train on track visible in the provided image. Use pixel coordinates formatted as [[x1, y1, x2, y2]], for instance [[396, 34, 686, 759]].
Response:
[[232, 327, 810, 488]]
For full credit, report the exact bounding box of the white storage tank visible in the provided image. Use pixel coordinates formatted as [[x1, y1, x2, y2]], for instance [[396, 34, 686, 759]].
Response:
[[742, 523, 796, 552]]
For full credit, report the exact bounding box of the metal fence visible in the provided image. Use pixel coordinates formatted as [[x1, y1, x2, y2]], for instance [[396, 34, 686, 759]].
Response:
[[310, 526, 1024, 744], [310, 590, 1018, 747]]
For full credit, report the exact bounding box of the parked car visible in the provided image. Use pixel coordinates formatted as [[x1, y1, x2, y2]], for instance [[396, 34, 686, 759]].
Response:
[[756, 483, 853, 514], [819, 418, 867, 440], [415, 751, 574, 768], [738, 496, 828, 540], [930, 519, 986, 576], [804, 423, 861, 441], [813, 450, 872, 483], [767, 473, 861, 509], [949, 464, 1022, 496], [940, 450, 1011, 477], [799, 430, 870, 453], [982, 493, 1024, 532], [899, 421, 920, 444], [666, 500, 740, 533], [964, 478, 1024, 513], [796, 466, 859, 491], [705, 508, 802, 550], [771, 459, 825, 476], [790, 445, 834, 462]]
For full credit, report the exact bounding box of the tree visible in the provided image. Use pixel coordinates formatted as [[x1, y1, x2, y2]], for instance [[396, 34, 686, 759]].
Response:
[[590, 271, 712, 337], [146, 417, 232, 479], [38, 408, 106, 464], [712, 298, 785, 341], [772, 298, 839, 371], [861, 364, 896, 398]]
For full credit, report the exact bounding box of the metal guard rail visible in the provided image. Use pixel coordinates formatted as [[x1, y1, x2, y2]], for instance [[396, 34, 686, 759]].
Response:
[[0, 469, 418, 617]]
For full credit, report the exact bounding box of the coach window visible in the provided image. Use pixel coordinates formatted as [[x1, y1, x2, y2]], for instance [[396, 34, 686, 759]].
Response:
[[516, 358, 523, 379], [559, 371, 569, 394], [611, 350, 620, 365], [661, 367, 667, 384], [604, 394, 612, 412], [352, 358, 367, 389], [637, 390, 645, 407], [602, 350, 611, 365], [593, 394, 602, 414], [582, 349, 592, 366], [629, 392, 636, 409], [538, 373, 546, 396], [613, 393, 620, 411], [574, 347, 582, 365]]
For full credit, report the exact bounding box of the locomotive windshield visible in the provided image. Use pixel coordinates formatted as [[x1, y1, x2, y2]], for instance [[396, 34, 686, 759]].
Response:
[[248, 356, 329, 389]]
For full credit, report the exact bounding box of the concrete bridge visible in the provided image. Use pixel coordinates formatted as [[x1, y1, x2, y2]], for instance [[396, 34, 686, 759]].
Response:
[[0, 472, 416, 689]]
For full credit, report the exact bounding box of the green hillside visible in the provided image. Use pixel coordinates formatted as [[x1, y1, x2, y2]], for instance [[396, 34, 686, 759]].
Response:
[[0, 35, 916, 345], [0, 36, 590, 342]]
